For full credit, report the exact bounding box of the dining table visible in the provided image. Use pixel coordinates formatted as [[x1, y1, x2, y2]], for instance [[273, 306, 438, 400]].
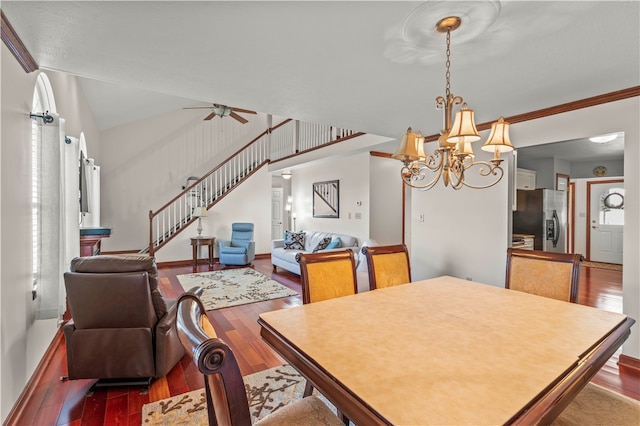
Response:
[[258, 275, 634, 425]]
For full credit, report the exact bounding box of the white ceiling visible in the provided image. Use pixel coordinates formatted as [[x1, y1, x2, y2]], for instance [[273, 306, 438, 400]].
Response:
[[3, 1, 639, 159]]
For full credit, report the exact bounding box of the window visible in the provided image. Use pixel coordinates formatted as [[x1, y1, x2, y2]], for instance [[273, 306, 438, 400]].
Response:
[[31, 73, 56, 298], [599, 188, 624, 226]]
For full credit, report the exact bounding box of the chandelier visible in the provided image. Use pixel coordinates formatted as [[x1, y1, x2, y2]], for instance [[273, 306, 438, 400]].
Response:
[[392, 16, 514, 190]]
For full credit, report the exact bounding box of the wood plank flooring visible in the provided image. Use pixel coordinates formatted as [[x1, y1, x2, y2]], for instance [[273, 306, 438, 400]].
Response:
[[4, 259, 638, 426]]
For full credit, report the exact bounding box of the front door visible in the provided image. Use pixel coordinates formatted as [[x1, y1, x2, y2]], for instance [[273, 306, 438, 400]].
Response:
[[588, 180, 624, 263], [271, 188, 284, 240]]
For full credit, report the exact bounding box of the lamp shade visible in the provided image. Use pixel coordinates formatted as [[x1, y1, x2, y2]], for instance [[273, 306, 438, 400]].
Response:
[[447, 106, 481, 144], [392, 128, 425, 163], [456, 141, 475, 157], [192, 207, 208, 217], [481, 117, 514, 153]]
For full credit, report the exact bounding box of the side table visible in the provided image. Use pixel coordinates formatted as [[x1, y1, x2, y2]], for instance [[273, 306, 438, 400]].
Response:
[[190, 236, 215, 270]]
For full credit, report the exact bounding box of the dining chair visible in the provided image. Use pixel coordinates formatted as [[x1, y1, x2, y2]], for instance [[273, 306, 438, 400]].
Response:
[[295, 250, 356, 424], [176, 287, 343, 426], [362, 244, 411, 290], [505, 248, 583, 303], [296, 250, 358, 304]]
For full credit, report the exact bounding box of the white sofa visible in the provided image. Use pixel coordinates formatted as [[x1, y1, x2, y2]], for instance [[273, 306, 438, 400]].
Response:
[[271, 230, 359, 275]]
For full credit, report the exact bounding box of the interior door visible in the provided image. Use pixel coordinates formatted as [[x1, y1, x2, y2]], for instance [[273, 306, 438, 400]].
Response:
[[271, 188, 284, 240], [588, 181, 624, 263]]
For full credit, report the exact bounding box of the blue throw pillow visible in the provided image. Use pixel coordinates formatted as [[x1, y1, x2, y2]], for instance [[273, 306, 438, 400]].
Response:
[[325, 237, 341, 249]]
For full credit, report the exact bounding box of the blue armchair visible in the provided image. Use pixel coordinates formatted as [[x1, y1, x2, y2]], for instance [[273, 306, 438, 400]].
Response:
[[218, 223, 255, 266]]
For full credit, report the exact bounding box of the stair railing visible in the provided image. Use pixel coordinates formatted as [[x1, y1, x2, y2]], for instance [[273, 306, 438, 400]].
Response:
[[147, 117, 363, 256]]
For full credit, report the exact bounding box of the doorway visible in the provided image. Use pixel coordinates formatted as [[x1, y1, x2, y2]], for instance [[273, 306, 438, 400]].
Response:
[[587, 180, 624, 263], [271, 188, 284, 240]]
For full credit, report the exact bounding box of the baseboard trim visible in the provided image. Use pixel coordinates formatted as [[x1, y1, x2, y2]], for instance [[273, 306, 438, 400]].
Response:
[[3, 327, 65, 425], [618, 354, 640, 373], [155, 253, 271, 268]]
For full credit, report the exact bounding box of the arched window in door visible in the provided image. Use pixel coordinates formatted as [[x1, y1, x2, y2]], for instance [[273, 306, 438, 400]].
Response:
[[599, 188, 624, 226]]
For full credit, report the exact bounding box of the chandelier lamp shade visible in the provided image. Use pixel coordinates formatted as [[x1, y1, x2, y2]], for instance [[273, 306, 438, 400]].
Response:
[[393, 16, 514, 191]]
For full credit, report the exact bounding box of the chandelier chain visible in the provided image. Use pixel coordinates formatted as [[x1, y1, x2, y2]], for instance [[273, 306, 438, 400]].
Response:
[[445, 29, 451, 98]]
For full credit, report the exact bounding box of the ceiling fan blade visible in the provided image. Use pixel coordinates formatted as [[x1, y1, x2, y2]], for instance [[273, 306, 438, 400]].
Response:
[[204, 112, 217, 121], [183, 106, 214, 109], [231, 107, 257, 114], [229, 112, 249, 124]]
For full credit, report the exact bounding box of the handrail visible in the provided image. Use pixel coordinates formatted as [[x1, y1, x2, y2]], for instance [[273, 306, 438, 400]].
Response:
[[146, 117, 364, 256]]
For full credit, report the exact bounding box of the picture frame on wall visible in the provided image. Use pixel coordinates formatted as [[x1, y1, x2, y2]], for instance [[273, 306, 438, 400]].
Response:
[[313, 180, 339, 218], [556, 173, 570, 191]]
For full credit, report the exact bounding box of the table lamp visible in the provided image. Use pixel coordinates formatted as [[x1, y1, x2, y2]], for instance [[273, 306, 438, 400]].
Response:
[[192, 207, 208, 236]]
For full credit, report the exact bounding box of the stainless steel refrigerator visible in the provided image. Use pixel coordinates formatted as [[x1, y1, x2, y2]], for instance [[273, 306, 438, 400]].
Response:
[[513, 189, 567, 253]]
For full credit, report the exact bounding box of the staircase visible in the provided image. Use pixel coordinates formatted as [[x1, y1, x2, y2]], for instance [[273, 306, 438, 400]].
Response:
[[145, 118, 364, 256]]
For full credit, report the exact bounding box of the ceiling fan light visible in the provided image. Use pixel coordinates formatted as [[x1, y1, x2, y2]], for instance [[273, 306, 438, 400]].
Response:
[[213, 105, 232, 117]]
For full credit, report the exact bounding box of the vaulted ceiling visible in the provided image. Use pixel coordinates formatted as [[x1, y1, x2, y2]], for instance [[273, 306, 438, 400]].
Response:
[[3, 0, 639, 153]]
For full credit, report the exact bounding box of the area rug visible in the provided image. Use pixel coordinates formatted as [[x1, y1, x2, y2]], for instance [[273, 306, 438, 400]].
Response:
[[582, 260, 623, 272], [141, 364, 319, 425], [142, 368, 639, 426], [177, 268, 298, 311], [552, 383, 640, 425]]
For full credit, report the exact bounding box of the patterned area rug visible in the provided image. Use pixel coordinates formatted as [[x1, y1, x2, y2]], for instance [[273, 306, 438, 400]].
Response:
[[142, 366, 639, 426], [552, 383, 640, 425], [582, 261, 623, 271], [141, 365, 326, 425], [177, 268, 298, 310]]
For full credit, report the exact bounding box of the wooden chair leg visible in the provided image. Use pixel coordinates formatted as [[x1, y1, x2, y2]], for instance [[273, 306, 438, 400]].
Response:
[[303, 380, 313, 397], [337, 409, 349, 425]]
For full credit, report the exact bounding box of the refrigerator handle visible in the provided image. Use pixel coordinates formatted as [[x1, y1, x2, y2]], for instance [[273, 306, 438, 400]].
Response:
[[552, 210, 560, 248]]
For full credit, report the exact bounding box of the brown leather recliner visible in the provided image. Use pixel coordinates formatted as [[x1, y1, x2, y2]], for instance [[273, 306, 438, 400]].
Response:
[[63, 255, 184, 384]]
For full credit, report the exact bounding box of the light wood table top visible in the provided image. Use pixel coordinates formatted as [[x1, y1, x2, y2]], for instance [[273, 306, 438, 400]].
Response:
[[259, 276, 633, 425]]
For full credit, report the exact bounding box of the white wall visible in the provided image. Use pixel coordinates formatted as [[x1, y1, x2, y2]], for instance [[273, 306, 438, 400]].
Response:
[[1, 44, 100, 421], [155, 166, 273, 263], [572, 158, 624, 179], [99, 110, 269, 252], [409, 146, 511, 287], [370, 155, 403, 244], [510, 97, 639, 359], [291, 152, 371, 244]]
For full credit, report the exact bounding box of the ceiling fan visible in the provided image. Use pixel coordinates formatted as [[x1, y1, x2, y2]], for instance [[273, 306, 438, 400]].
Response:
[[183, 103, 257, 123]]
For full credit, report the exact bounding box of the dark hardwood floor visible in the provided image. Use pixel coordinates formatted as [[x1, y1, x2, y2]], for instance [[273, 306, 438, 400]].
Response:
[[5, 259, 638, 426]]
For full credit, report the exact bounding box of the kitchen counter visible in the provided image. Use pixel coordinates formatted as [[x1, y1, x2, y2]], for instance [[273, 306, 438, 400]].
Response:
[[512, 234, 535, 250], [79, 227, 111, 256]]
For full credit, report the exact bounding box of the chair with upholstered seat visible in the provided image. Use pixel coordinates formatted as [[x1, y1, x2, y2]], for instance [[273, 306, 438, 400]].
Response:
[[62, 254, 184, 391], [176, 287, 344, 426], [218, 222, 255, 266], [362, 244, 411, 290], [296, 250, 358, 304], [505, 248, 583, 303], [295, 250, 356, 424]]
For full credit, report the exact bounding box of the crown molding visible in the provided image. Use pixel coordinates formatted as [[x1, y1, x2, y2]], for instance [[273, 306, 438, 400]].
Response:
[[1, 10, 38, 73]]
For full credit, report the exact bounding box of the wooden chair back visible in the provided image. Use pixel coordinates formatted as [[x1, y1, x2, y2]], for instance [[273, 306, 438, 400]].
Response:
[[296, 250, 357, 304], [362, 244, 411, 290], [505, 248, 583, 303], [176, 287, 345, 426], [176, 287, 253, 426]]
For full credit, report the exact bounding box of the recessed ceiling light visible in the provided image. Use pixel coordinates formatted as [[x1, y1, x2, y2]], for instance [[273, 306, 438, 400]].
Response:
[[589, 134, 617, 144]]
